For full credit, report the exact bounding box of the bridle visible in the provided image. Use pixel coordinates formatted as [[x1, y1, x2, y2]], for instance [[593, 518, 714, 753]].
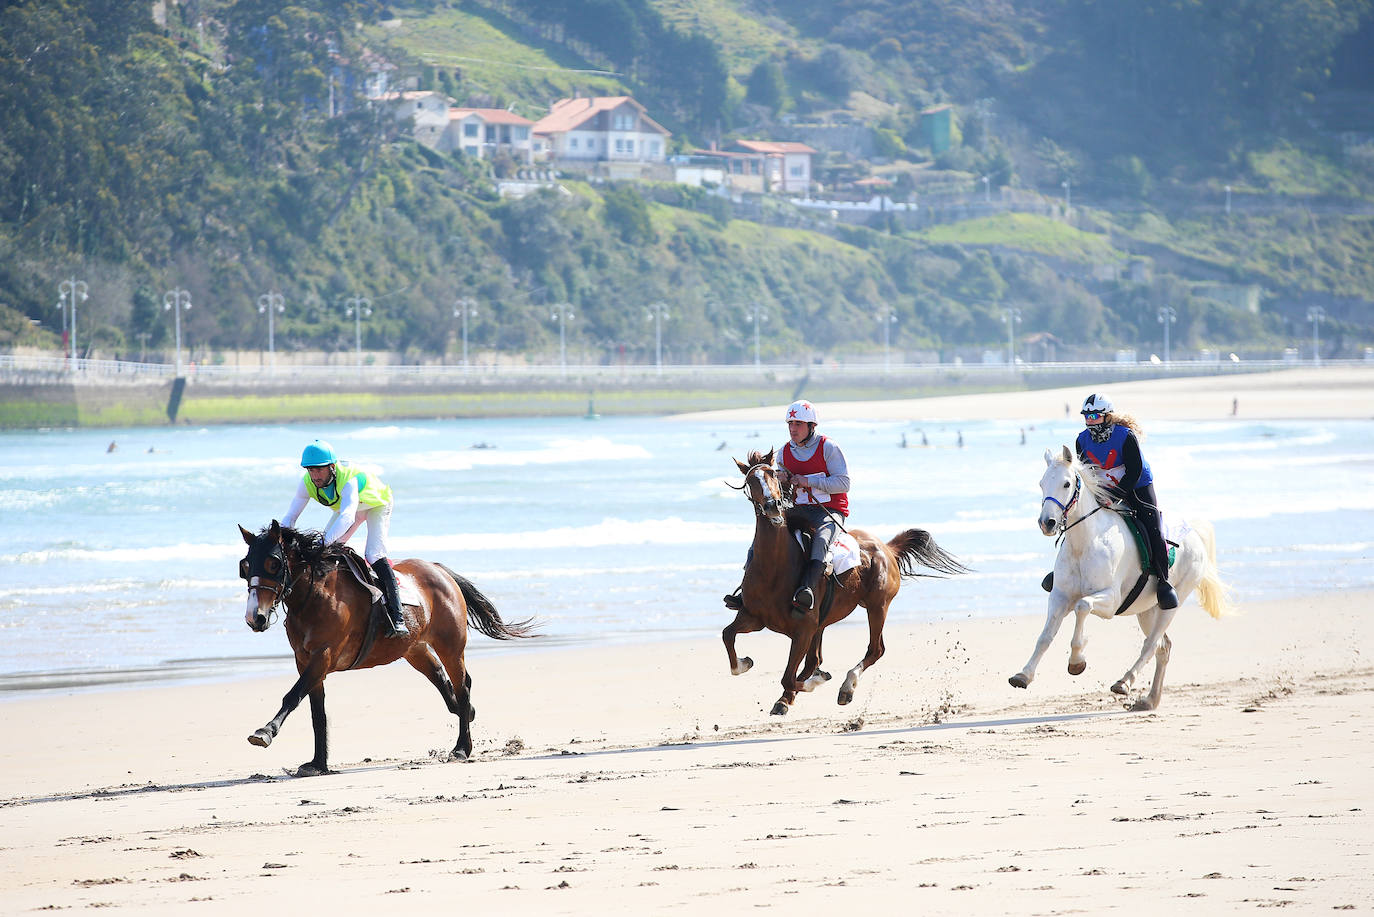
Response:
[[241, 541, 307, 628], [1043, 471, 1104, 543], [740, 462, 789, 524]]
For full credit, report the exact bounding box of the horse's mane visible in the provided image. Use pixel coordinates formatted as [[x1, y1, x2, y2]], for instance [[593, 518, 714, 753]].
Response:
[[743, 448, 773, 469], [1061, 450, 1122, 507], [266, 524, 353, 575]]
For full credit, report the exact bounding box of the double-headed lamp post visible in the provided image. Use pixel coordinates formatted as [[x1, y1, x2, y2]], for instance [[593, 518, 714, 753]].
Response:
[[646, 301, 668, 375], [163, 288, 192, 375], [454, 297, 478, 367], [746, 303, 767, 372], [1307, 306, 1326, 365], [58, 277, 88, 364], [876, 306, 897, 372], [344, 295, 372, 367], [1003, 306, 1022, 367], [1157, 306, 1177, 364], [257, 290, 285, 371], [551, 303, 574, 375]]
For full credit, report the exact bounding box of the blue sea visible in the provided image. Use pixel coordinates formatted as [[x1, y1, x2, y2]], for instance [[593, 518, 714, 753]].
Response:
[[3, 412, 1372, 694]]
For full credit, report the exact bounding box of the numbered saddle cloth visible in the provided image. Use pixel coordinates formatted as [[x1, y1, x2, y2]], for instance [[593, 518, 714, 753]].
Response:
[[794, 530, 862, 575]]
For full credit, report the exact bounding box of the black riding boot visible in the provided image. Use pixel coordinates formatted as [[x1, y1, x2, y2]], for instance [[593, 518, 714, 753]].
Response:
[[1041, 572, 1054, 593], [371, 558, 410, 637], [791, 559, 826, 618], [723, 585, 745, 611]]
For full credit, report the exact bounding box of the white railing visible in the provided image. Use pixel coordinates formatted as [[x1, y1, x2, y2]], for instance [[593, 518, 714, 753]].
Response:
[[2, 353, 1366, 386]]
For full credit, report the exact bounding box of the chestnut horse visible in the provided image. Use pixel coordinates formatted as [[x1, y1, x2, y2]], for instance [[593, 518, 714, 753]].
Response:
[[238, 521, 535, 776], [723, 450, 969, 715]]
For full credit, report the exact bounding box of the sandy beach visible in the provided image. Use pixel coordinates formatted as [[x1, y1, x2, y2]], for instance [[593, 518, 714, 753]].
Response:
[[2, 366, 1372, 914]]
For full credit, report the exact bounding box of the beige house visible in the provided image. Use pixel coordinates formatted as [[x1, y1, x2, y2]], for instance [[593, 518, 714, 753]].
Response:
[[690, 140, 817, 193], [376, 90, 451, 148], [444, 108, 536, 162], [532, 97, 670, 171]]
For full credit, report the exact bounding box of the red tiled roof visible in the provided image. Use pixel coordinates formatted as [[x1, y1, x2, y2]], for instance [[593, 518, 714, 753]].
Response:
[[731, 140, 817, 155], [532, 96, 670, 137], [450, 107, 534, 126]]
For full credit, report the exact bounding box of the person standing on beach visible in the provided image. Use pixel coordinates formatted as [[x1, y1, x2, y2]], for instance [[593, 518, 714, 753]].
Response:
[[724, 400, 851, 618], [1044, 393, 1178, 610], [281, 439, 409, 636]]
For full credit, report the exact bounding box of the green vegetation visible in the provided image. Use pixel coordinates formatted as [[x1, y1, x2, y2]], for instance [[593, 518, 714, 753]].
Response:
[[0, 0, 1371, 374]]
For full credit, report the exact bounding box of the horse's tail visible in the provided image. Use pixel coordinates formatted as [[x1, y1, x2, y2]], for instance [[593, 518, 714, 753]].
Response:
[[887, 529, 972, 578], [436, 563, 539, 641], [1191, 519, 1233, 620]]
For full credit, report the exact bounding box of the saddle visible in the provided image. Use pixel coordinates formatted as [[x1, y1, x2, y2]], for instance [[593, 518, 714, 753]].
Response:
[[1108, 503, 1178, 616]]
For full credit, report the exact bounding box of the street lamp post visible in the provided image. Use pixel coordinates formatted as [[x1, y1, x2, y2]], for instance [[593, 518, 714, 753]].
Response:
[[746, 303, 767, 372], [1061, 179, 1071, 214], [257, 290, 285, 372], [981, 174, 990, 203], [344, 295, 372, 367], [1157, 306, 1177, 364], [1307, 306, 1325, 365], [876, 306, 897, 372], [163, 288, 192, 375], [1224, 184, 1232, 216], [58, 277, 88, 364], [1002, 307, 1022, 367], [646, 301, 668, 375], [551, 303, 574, 375], [454, 297, 478, 366]]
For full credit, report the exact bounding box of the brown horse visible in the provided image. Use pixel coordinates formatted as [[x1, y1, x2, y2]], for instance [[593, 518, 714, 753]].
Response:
[[238, 521, 535, 776], [724, 450, 969, 715]]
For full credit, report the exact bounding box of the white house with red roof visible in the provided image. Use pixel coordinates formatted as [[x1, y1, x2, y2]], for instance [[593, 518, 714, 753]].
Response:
[[532, 96, 670, 170], [689, 140, 817, 193], [443, 108, 536, 163], [376, 90, 452, 148]]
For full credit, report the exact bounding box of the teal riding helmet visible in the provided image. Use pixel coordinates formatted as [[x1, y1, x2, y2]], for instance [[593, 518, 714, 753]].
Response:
[[300, 440, 337, 468]]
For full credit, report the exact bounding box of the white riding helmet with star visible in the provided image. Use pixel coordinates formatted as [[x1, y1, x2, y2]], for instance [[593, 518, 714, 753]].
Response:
[[1081, 392, 1113, 415], [786, 400, 818, 424]]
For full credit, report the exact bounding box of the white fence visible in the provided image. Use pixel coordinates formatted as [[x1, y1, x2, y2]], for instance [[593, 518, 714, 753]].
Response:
[[1, 353, 1358, 387]]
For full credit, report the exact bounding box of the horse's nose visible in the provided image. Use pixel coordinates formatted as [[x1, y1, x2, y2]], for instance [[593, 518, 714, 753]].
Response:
[[1038, 513, 1056, 535]]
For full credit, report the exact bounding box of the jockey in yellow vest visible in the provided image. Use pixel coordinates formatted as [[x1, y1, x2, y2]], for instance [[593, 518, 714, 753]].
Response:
[[281, 439, 408, 637]]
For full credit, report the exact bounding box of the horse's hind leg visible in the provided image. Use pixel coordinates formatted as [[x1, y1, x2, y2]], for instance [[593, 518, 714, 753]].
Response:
[[839, 599, 887, 705], [797, 629, 831, 693], [408, 648, 473, 720], [424, 636, 474, 761], [1115, 608, 1175, 710]]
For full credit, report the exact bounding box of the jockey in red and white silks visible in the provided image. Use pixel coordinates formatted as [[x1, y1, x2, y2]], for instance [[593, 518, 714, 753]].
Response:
[[775, 400, 851, 615]]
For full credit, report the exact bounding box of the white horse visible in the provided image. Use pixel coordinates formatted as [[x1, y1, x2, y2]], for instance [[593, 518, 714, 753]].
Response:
[[1009, 445, 1231, 711]]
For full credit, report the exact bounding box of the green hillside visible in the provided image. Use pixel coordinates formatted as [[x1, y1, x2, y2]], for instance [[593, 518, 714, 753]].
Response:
[[1, 0, 1371, 366]]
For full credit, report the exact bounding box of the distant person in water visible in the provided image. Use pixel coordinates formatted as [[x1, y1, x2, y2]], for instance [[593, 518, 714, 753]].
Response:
[[281, 439, 409, 637]]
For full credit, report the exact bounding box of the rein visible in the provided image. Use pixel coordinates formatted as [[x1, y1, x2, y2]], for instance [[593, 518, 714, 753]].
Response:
[[1045, 473, 1106, 546]]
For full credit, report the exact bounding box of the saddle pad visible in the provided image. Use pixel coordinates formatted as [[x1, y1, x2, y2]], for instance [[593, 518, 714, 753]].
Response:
[[793, 530, 861, 575], [396, 572, 424, 610]]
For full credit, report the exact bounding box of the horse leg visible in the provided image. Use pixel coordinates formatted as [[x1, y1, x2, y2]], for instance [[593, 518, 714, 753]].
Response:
[[772, 629, 814, 716], [297, 687, 329, 777], [407, 648, 473, 720], [1113, 605, 1177, 707], [1009, 595, 1072, 689], [248, 654, 328, 758], [839, 599, 888, 706], [722, 610, 762, 676], [797, 629, 832, 693], [422, 636, 474, 762]]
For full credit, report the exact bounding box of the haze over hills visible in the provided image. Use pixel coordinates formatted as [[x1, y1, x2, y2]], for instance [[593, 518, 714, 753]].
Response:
[[1, 0, 1371, 366]]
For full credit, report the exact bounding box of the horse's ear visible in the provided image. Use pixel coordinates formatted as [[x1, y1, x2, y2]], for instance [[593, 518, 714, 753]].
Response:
[[1043, 448, 1053, 466], [1061, 444, 1073, 463], [764, 447, 775, 465], [239, 524, 255, 545], [269, 519, 282, 541], [734, 457, 749, 474]]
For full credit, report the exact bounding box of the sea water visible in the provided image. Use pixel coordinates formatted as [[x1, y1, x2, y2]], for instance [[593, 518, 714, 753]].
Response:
[[2, 412, 1372, 692]]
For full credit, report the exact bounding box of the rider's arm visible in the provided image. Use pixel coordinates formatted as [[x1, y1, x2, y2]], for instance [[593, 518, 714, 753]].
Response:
[[1118, 432, 1144, 491], [322, 477, 361, 544], [280, 479, 310, 528], [796, 441, 850, 494]]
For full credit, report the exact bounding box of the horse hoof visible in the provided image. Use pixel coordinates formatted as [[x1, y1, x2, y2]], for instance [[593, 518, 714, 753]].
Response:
[[294, 762, 327, 778], [837, 688, 854, 705], [770, 701, 788, 716], [248, 729, 273, 748], [1008, 673, 1029, 689], [450, 749, 471, 763], [818, 669, 832, 682], [1128, 698, 1156, 712], [1110, 680, 1129, 696], [1068, 660, 1087, 676], [731, 657, 754, 676]]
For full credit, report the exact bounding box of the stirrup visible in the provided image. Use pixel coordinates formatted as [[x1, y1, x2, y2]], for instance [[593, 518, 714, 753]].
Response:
[[791, 586, 814, 617], [383, 609, 410, 637]]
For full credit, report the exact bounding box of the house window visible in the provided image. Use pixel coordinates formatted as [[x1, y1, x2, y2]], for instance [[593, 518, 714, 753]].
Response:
[[614, 114, 635, 131], [515, 126, 529, 140], [650, 141, 660, 158], [789, 163, 804, 177], [485, 125, 496, 143], [464, 145, 478, 157], [569, 137, 579, 150], [464, 123, 478, 138]]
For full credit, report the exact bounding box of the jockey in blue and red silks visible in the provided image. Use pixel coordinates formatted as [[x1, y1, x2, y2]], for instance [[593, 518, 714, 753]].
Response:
[[1067, 392, 1179, 610], [724, 399, 851, 619]]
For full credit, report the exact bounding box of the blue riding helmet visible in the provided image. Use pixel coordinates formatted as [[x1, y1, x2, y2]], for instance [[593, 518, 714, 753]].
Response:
[[300, 440, 337, 468]]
